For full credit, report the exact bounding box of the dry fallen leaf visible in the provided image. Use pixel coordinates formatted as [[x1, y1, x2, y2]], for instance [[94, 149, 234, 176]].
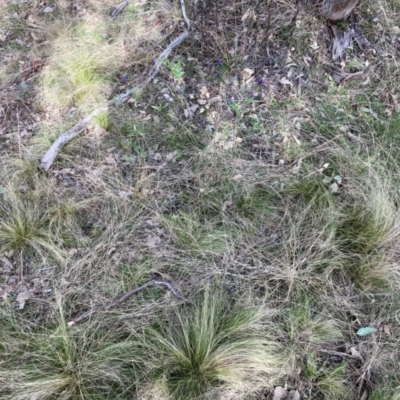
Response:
[[107, 246, 117, 255], [208, 96, 221, 104], [166, 151, 177, 161], [222, 200, 233, 210], [242, 68, 255, 78], [68, 248, 79, 257], [330, 182, 339, 193], [184, 108, 191, 119], [146, 235, 161, 248], [241, 8, 254, 21], [17, 288, 33, 310], [32, 278, 43, 294], [0, 286, 13, 301], [292, 158, 302, 174], [1, 256, 13, 271], [383, 325, 391, 336], [350, 346, 361, 359], [200, 86, 209, 98], [105, 156, 117, 166], [232, 174, 243, 181], [279, 77, 292, 86], [273, 386, 288, 400]]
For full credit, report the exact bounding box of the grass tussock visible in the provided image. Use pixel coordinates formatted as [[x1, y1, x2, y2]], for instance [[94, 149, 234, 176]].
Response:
[[0, 292, 285, 400], [0, 303, 141, 400], [141, 290, 285, 399], [0, 186, 65, 261]]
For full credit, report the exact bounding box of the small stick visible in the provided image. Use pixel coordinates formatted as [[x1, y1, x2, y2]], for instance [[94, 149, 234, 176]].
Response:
[[110, 0, 130, 18], [286, 339, 361, 360], [40, 107, 107, 171], [306, 344, 360, 359], [111, 30, 190, 105], [339, 70, 365, 86], [67, 278, 191, 327], [153, 280, 192, 303], [180, 0, 191, 29], [40, 30, 190, 171]]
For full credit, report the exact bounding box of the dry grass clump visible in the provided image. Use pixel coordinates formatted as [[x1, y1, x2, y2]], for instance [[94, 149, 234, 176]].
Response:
[[255, 145, 400, 297], [163, 211, 234, 255]]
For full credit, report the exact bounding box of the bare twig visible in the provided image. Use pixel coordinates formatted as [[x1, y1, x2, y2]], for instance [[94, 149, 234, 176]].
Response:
[[180, 0, 191, 29], [40, 0, 192, 171], [339, 70, 365, 86], [40, 107, 107, 171], [311, 346, 360, 359], [40, 30, 189, 171], [111, 30, 190, 104], [153, 280, 192, 303], [285, 339, 361, 360], [67, 278, 191, 327], [110, 0, 130, 18]]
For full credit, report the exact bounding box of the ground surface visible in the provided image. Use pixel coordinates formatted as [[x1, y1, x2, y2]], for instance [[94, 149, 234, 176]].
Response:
[[1, 1, 400, 399]]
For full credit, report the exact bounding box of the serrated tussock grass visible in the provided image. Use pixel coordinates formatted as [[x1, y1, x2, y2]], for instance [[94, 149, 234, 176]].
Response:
[[0, 302, 142, 400], [140, 290, 285, 399], [0, 187, 65, 261]]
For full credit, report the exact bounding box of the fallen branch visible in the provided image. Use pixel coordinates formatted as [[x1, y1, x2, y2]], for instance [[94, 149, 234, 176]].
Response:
[[67, 277, 192, 327], [40, 0, 192, 171], [285, 339, 361, 360], [40, 107, 107, 171], [323, 64, 365, 85], [351, 17, 387, 58], [111, 30, 190, 105]]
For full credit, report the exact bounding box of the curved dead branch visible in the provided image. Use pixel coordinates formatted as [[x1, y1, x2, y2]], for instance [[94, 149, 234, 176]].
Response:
[[67, 277, 192, 327]]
